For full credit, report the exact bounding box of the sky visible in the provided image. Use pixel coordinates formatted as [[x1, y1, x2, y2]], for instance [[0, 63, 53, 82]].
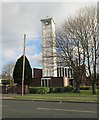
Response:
[[0, 0, 98, 74]]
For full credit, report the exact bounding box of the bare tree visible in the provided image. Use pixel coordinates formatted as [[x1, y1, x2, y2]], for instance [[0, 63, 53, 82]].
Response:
[[56, 6, 98, 94], [2, 62, 15, 80], [56, 15, 87, 93], [78, 6, 98, 94]]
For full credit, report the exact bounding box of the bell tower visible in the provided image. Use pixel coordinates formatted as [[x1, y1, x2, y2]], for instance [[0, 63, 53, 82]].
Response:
[[40, 17, 57, 77]]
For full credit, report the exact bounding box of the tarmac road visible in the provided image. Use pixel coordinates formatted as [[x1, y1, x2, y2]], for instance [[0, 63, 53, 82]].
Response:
[[2, 100, 98, 118]]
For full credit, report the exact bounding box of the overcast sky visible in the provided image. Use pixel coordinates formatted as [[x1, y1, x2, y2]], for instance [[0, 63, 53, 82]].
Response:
[[1, 1, 98, 74]]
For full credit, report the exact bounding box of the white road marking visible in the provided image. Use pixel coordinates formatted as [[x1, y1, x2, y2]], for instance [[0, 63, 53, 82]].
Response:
[[37, 107, 97, 114]]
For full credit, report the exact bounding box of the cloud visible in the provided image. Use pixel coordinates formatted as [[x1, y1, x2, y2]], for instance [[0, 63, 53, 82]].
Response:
[[27, 53, 42, 68], [2, 2, 96, 38], [2, 2, 42, 38], [26, 45, 37, 55], [2, 49, 17, 64], [1, 2, 97, 74]]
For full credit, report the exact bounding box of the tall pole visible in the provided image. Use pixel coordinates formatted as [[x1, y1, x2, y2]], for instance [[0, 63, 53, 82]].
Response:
[[22, 34, 26, 96]]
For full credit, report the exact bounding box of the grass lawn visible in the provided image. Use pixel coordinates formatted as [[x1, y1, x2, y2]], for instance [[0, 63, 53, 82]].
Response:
[[15, 90, 99, 102]]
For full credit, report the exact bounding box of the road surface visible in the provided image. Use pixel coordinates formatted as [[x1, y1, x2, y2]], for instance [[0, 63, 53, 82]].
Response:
[[2, 100, 98, 118]]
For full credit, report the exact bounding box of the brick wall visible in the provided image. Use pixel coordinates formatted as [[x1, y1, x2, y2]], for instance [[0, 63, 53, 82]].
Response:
[[32, 78, 41, 87], [51, 77, 64, 87], [33, 68, 42, 78]]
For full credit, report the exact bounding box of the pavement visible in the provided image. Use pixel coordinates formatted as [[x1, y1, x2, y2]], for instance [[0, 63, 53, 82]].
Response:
[[2, 94, 16, 100]]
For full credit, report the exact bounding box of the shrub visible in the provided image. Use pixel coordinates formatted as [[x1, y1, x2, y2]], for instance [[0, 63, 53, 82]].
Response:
[[54, 87, 64, 93], [64, 86, 75, 92], [50, 87, 65, 93], [29, 87, 50, 94], [49, 87, 56, 93], [50, 86, 75, 93], [80, 86, 91, 90]]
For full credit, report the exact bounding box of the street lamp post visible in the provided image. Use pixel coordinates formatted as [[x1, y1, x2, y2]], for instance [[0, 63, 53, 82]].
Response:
[[22, 34, 26, 96]]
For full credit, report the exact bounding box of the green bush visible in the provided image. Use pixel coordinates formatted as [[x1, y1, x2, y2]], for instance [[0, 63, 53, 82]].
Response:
[[29, 87, 50, 94], [50, 87, 64, 93], [80, 86, 91, 90], [29, 86, 75, 94], [50, 86, 75, 93], [64, 86, 75, 92], [49, 87, 56, 93]]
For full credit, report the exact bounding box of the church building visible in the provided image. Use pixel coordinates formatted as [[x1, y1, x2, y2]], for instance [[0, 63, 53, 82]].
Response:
[[32, 17, 74, 87]]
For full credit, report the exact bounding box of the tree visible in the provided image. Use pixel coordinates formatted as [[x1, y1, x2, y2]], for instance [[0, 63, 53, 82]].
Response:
[[56, 6, 98, 94], [78, 6, 98, 94], [56, 15, 87, 93], [2, 62, 15, 80], [13, 55, 32, 85]]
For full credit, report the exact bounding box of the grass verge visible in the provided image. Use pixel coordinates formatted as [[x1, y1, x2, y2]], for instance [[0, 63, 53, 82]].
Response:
[[14, 90, 99, 103]]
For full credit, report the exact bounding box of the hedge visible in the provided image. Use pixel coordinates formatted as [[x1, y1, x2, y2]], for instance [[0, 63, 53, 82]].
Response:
[[29, 87, 50, 94], [50, 86, 75, 93], [80, 86, 91, 90], [29, 86, 75, 94], [50, 87, 64, 93], [64, 86, 75, 92]]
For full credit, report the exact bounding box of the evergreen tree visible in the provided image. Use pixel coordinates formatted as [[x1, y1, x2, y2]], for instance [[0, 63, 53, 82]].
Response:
[[13, 55, 32, 85]]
